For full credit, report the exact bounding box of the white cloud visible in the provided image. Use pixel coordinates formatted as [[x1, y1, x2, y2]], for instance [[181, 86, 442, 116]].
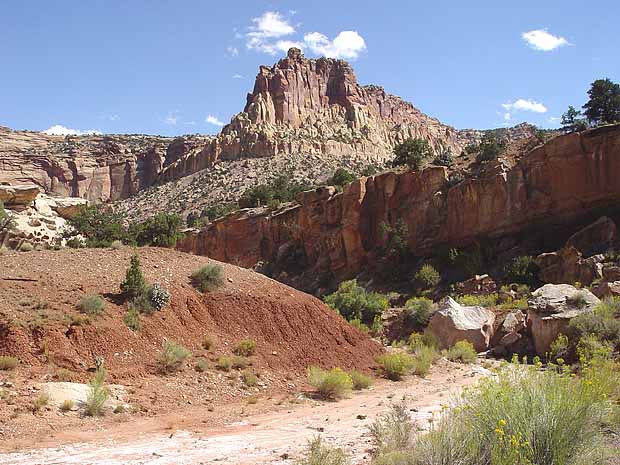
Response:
[[227, 46, 239, 57], [303, 31, 366, 59], [108, 114, 119, 121], [206, 115, 225, 127], [501, 98, 547, 122], [43, 125, 101, 136], [522, 29, 569, 51], [232, 74, 244, 79], [164, 114, 178, 125], [244, 11, 367, 60]]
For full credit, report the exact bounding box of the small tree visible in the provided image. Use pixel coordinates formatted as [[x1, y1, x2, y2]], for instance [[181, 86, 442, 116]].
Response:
[[392, 138, 433, 170], [64, 205, 128, 247], [561, 105, 588, 133], [120, 254, 147, 299], [329, 168, 356, 187], [476, 132, 506, 162], [582, 78, 620, 126], [131, 213, 182, 247], [0, 201, 15, 235]]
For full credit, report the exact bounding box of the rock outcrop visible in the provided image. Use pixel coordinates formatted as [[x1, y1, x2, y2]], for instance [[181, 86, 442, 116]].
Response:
[[527, 284, 599, 355], [427, 297, 495, 351], [178, 124, 620, 291]]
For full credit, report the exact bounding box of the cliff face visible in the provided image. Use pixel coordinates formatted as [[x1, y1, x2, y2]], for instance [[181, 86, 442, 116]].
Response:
[[159, 48, 506, 182], [177, 124, 620, 289], [0, 127, 211, 202]]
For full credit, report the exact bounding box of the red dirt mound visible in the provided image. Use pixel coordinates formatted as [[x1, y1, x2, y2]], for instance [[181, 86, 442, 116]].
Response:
[[0, 247, 382, 380]]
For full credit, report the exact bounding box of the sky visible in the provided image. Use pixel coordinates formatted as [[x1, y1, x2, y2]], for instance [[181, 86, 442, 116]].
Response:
[[1, 0, 619, 136]]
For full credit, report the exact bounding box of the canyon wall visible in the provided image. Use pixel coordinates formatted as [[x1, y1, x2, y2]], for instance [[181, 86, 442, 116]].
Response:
[[177, 124, 620, 289]]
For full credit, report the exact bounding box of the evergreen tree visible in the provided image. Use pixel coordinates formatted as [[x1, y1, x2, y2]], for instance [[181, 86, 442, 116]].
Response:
[[120, 254, 147, 299], [582, 78, 620, 126], [561, 106, 588, 133], [392, 138, 433, 170]]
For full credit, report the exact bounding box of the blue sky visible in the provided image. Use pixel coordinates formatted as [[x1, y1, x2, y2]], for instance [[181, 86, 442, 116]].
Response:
[[1, 0, 619, 136]]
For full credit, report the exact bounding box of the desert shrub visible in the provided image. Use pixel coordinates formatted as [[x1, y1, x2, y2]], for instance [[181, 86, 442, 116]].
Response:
[[158, 340, 191, 373], [190, 264, 225, 292], [577, 334, 614, 364], [32, 393, 49, 412], [376, 353, 416, 381], [392, 138, 433, 170], [370, 404, 413, 458], [113, 405, 125, 414], [78, 295, 105, 316], [445, 340, 477, 363], [408, 332, 439, 352], [59, 399, 75, 412], [201, 335, 215, 350], [348, 370, 373, 390], [0, 356, 18, 370], [349, 318, 370, 333], [404, 297, 436, 326], [411, 345, 439, 377], [123, 306, 140, 331], [234, 339, 257, 357], [433, 148, 454, 167], [455, 293, 500, 307], [241, 369, 258, 387], [19, 241, 34, 252], [194, 358, 208, 372], [198, 202, 239, 223], [239, 175, 308, 209], [65, 237, 84, 248], [130, 213, 183, 247], [476, 132, 506, 162], [502, 255, 539, 288], [548, 334, 570, 362], [64, 205, 129, 248], [407, 365, 612, 465], [379, 220, 410, 263], [570, 297, 620, 348], [54, 368, 74, 382], [329, 168, 356, 187], [110, 240, 123, 249], [307, 366, 353, 400], [0, 200, 15, 234], [129, 292, 153, 315], [415, 264, 441, 289], [216, 356, 233, 371], [567, 291, 589, 308], [324, 279, 389, 326], [231, 356, 250, 370], [147, 283, 171, 310], [85, 368, 108, 417], [296, 436, 349, 465], [120, 254, 147, 300]]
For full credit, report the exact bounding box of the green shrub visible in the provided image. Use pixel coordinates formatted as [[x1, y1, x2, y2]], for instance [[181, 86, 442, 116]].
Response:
[[85, 368, 108, 417], [307, 366, 353, 400], [78, 295, 105, 316], [445, 340, 477, 363], [241, 369, 258, 387], [194, 358, 208, 372], [379, 220, 410, 263], [113, 405, 125, 414], [296, 436, 349, 465], [349, 318, 370, 333], [370, 404, 413, 458], [455, 293, 500, 307], [392, 138, 433, 170], [476, 132, 506, 162], [234, 339, 257, 357], [411, 345, 440, 377], [324, 279, 389, 326], [158, 340, 192, 373], [239, 175, 308, 209], [123, 306, 140, 331], [32, 393, 49, 412], [408, 332, 439, 352], [570, 297, 620, 348], [415, 264, 441, 289], [147, 283, 171, 310], [64, 205, 129, 248], [129, 293, 153, 315], [407, 365, 612, 465], [404, 297, 436, 326], [191, 264, 225, 292], [60, 399, 75, 412], [110, 240, 123, 250], [502, 255, 539, 287], [130, 213, 182, 247], [66, 237, 84, 248], [329, 168, 356, 187], [376, 353, 416, 381], [549, 334, 570, 362], [348, 370, 373, 390], [0, 356, 18, 370], [0, 200, 15, 234], [201, 335, 215, 351], [120, 254, 147, 299], [216, 356, 233, 371], [567, 291, 589, 308]]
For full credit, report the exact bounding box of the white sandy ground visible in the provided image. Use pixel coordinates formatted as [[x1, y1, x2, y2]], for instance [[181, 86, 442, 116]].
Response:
[[0, 364, 489, 465]]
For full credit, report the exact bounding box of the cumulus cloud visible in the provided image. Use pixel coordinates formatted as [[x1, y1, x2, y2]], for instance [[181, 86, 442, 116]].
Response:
[[232, 74, 244, 79], [43, 125, 101, 136], [303, 31, 366, 59], [501, 98, 548, 122], [206, 115, 225, 127], [522, 29, 569, 51], [244, 11, 367, 60]]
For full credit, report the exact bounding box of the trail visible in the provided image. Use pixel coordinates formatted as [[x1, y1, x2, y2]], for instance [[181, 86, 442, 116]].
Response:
[[0, 363, 488, 465]]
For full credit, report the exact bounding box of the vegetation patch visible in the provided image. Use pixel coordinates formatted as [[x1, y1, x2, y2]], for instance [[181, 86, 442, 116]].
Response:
[[445, 340, 477, 363], [234, 339, 257, 357], [307, 366, 354, 400], [324, 279, 388, 326], [78, 295, 105, 316], [376, 353, 416, 381], [0, 356, 18, 371], [191, 264, 225, 292], [158, 340, 192, 373]]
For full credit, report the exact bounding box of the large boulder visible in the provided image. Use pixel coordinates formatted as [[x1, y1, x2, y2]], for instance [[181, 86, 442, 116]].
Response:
[[527, 284, 600, 355], [50, 196, 88, 219], [0, 184, 40, 211], [591, 280, 620, 299], [535, 246, 603, 285], [566, 216, 616, 256], [427, 297, 495, 352]]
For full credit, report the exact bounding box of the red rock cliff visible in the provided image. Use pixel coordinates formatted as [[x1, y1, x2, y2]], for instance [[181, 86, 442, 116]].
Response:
[[177, 124, 620, 288]]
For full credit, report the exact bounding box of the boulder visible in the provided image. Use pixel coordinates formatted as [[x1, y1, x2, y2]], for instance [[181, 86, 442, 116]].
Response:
[[427, 297, 495, 352], [527, 284, 600, 355], [603, 264, 620, 281], [50, 197, 89, 219], [566, 216, 616, 256], [454, 274, 497, 296], [0, 184, 40, 210], [535, 246, 603, 285], [591, 280, 620, 299]]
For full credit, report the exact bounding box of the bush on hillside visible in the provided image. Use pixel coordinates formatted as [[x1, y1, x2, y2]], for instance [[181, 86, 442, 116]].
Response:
[[392, 138, 433, 170], [476, 132, 506, 162], [408, 332, 439, 352], [404, 297, 436, 326], [379, 220, 410, 263], [348, 370, 373, 390], [147, 283, 171, 310], [324, 279, 389, 326], [120, 254, 147, 300], [502, 255, 540, 288], [64, 205, 129, 248], [445, 340, 477, 363], [234, 339, 257, 357], [307, 366, 353, 400], [158, 340, 192, 373], [85, 367, 109, 417], [78, 295, 105, 316], [328, 168, 356, 187], [414, 264, 441, 289], [569, 297, 620, 351], [376, 353, 416, 381], [238, 175, 309, 209], [0, 356, 18, 371], [0, 201, 15, 234], [130, 213, 183, 247], [190, 264, 225, 293]]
